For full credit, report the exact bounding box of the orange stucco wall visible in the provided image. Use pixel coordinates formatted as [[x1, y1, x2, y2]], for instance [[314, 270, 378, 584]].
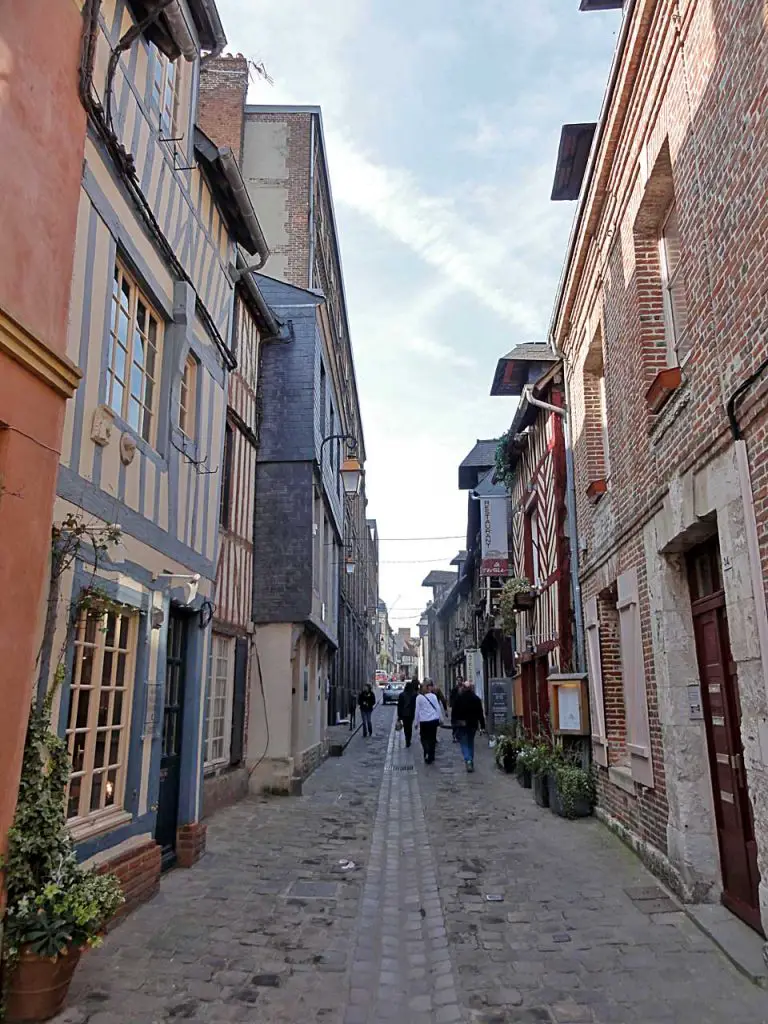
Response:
[[0, 0, 86, 868]]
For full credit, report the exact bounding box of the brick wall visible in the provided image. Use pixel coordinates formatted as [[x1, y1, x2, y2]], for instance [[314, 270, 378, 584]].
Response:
[[197, 55, 249, 161], [242, 111, 312, 289], [97, 839, 161, 926], [555, 0, 768, 865]]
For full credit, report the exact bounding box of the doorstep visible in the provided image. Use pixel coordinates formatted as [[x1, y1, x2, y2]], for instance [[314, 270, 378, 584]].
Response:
[[685, 903, 768, 988], [327, 719, 363, 756]]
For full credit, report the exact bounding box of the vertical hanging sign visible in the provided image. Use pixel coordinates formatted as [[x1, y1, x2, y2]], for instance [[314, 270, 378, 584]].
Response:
[[480, 498, 509, 576]]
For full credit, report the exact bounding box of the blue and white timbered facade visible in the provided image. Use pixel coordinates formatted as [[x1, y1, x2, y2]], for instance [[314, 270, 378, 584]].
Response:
[[47, 0, 266, 871]]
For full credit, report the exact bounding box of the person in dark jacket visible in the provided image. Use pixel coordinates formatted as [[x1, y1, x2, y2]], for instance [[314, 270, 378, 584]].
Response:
[[451, 681, 486, 772], [397, 680, 418, 748], [449, 679, 465, 742], [358, 684, 376, 737]]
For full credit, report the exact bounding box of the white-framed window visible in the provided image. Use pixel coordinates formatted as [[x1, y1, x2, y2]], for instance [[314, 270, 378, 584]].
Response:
[[66, 607, 138, 831], [151, 46, 181, 138], [179, 353, 198, 439], [205, 633, 235, 766], [108, 262, 162, 444], [659, 202, 690, 365]]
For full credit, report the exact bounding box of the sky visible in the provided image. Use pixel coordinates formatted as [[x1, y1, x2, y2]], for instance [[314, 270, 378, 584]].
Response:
[[217, 0, 622, 636]]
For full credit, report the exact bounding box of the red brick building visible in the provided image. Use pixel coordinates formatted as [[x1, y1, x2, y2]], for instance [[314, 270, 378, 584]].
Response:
[[552, 0, 768, 934]]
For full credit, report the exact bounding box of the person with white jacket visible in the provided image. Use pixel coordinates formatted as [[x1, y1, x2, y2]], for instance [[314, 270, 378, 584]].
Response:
[[413, 679, 442, 764]]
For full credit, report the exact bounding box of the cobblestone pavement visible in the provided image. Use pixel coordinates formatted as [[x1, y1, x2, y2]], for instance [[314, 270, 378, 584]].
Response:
[[58, 708, 768, 1023]]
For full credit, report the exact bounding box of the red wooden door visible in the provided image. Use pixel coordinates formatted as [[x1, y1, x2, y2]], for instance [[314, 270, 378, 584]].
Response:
[[536, 656, 551, 737], [688, 541, 762, 934], [521, 661, 535, 734]]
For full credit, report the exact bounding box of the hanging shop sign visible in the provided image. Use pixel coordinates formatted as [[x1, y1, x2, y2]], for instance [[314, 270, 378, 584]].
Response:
[[480, 497, 509, 577]]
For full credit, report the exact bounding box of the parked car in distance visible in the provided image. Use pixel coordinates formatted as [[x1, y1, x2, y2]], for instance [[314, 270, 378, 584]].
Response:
[[382, 683, 404, 705]]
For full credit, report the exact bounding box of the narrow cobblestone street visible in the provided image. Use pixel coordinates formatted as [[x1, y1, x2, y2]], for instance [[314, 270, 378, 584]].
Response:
[[60, 708, 768, 1024]]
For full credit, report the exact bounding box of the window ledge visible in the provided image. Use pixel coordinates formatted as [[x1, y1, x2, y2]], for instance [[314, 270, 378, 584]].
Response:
[[586, 478, 608, 503], [608, 765, 636, 796], [68, 809, 133, 844], [645, 366, 682, 414]]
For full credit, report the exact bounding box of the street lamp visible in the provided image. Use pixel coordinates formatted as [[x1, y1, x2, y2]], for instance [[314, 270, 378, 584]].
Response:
[[319, 432, 363, 496]]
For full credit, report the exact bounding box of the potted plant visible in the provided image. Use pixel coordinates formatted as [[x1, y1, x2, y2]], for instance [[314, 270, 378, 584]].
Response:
[[528, 743, 555, 809], [515, 744, 535, 788], [548, 759, 597, 819], [494, 733, 522, 774], [1, 683, 124, 1022]]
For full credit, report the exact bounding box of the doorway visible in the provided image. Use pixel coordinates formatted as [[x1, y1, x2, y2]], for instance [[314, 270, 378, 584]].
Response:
[[687, 538, 762, 934], [156, 607, 188, 868]]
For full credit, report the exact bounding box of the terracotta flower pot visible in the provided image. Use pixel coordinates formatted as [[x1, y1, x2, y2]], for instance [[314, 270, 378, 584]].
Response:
[[4, 946, 82, 1022]]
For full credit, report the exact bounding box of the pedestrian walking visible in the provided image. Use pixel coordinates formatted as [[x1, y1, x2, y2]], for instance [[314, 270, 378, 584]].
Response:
[[358, 683, 376, 738], [449, 679, 465, 743], [451, 680, 486, 772], [414, 679, 442, 764], [397, 680, 418, 748]]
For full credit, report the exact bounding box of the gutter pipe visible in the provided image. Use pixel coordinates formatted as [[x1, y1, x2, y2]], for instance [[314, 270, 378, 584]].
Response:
[[218, 148, 270, 262], [522, 386, 586, 674]]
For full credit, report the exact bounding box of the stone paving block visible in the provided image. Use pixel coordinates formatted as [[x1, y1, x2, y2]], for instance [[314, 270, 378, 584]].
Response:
[[52, 711, 768, 1024]]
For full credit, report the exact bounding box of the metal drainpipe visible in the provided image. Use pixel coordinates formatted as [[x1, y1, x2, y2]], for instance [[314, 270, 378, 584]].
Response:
[[523, 386, 586, 674]]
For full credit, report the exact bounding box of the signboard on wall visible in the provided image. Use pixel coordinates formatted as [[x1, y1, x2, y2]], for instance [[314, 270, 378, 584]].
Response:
[[489, 678, 513, 730], [480, 497, 509, 577], [465, 648, 484, 693]]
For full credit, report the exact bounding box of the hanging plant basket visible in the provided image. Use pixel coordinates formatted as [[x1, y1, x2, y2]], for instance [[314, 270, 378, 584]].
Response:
[[513, 589, 537, 610]]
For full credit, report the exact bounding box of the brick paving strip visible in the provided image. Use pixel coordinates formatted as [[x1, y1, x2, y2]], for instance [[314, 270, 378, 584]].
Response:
[[345, 716, 463, 1024]]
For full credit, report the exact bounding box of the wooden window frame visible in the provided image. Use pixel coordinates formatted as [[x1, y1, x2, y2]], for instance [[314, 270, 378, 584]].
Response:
[[584, 596, 608, 766], [658, 202, 689, 367], [66, 608, 138, 839], [179, 352, 198, 439], [220, 422, 234, 530], [151, 47, 182, 139], [617, 568, 655, 788], [108, 262, 162, 445], [204, 633, 235, 768]]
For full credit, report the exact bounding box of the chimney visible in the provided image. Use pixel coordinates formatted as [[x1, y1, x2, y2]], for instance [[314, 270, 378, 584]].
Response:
[[197, 54, 249, 163]]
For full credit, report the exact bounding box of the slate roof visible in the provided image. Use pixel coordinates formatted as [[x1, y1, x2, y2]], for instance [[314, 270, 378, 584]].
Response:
[[490, 343, 558, 397], [459, 439, 498, 490], [421, 570, 459, 588]]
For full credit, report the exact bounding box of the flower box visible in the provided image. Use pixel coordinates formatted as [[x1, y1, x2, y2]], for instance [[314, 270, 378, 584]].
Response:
[[645, 366, 682, 414], [586, 478, 608, 503]]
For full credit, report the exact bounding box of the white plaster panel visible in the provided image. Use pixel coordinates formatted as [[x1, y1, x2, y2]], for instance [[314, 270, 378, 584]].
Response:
[[246, 185, 289, 249], [243, 121, 289, 179]]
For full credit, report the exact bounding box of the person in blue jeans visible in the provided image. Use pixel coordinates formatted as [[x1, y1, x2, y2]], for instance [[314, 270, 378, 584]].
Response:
[[358, 684, 376, 737], [450, 681, 486, 772]]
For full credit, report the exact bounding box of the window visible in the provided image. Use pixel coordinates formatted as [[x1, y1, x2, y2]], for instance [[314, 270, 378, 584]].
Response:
[[220, 423, 234, 529], [151, 47, 181, 137], [658, 203, 689, 364], [66, 608, 137, 828], [617, 568, 654, 788], [179, 353, 198, 439], [205, 634, 234, 766], [583, 326, 610, 488], [108, 263, 162, 443]]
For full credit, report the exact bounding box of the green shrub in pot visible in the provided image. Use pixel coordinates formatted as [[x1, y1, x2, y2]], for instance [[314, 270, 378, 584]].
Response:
[[1, 677, 124, 1020], [550, 759, 597, 819]]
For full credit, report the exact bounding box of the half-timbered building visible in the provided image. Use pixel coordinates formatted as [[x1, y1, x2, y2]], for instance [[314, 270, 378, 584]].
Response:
[[45, 0, 267, 909], [491, 345, 582, 740]]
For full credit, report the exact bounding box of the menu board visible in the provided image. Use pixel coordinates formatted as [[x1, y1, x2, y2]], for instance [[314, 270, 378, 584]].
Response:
[[489, 679, 512, 729]]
